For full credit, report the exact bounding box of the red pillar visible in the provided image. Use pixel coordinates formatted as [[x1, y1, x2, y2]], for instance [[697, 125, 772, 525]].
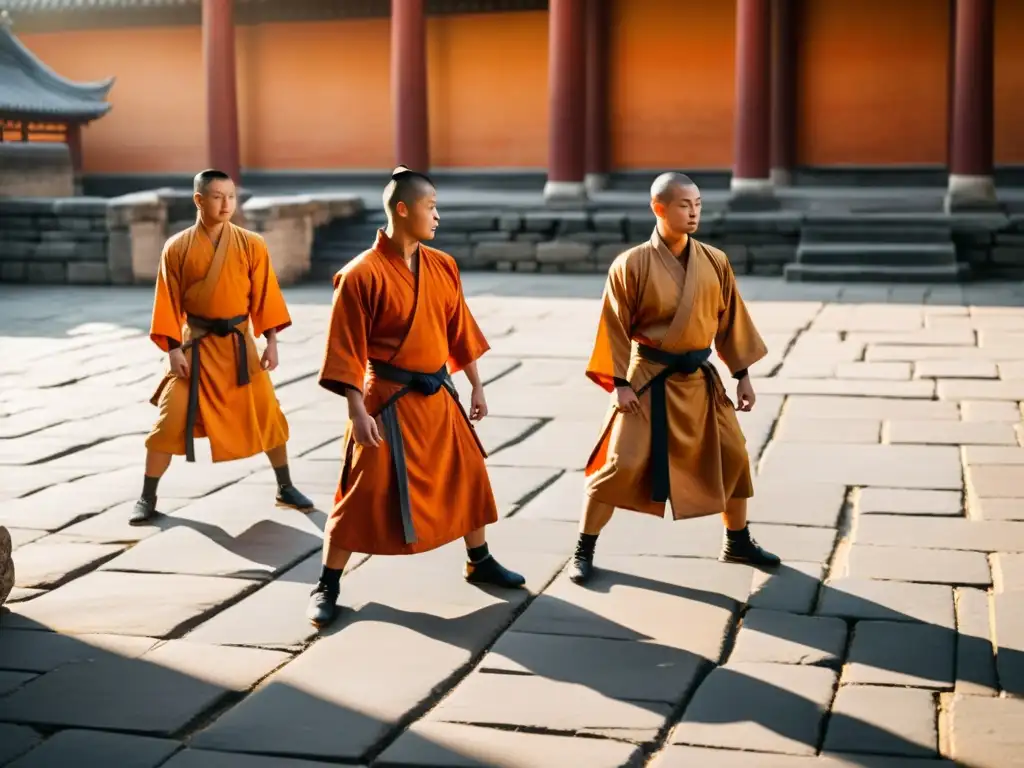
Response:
[[202, 0, 241, 185], [545, 0, 586, 202], [770, 0, 798, 187], [947, 0, 996, 210], [731, 0, 774, 201], [391, 0, 429, 172], [584, 0, 609, 193]]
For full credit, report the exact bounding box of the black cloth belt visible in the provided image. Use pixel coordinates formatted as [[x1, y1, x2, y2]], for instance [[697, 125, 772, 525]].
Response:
[[634, 344, 714, 504], [363, 358, 464, 546], [182, 313, 249, 463]]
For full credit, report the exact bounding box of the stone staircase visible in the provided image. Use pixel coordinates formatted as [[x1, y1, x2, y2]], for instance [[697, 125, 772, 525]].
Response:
[[784, 214, 969, 282], [307, 210, 386, 282]]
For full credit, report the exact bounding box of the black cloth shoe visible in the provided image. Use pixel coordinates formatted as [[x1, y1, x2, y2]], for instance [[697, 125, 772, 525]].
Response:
[[720, 527, 782, 567], [464, 555, 526, 589], [277, 484, 314, 511], [306, 583, 339, 627], [129, 497, 156, 526], [568, 533, 598, 584]]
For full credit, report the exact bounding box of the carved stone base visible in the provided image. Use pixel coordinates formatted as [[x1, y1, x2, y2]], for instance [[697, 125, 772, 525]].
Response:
[[0, 525, 13, 607]]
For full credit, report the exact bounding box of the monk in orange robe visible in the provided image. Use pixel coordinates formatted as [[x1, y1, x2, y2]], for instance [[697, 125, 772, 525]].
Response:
[[569, 172, 781, 584], [130, 169, 313, 525], [307, 166, 525, 627]]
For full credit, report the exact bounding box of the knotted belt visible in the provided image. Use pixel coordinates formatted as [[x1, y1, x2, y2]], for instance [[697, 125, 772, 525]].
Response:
[[363, 358, 465, 545], [634, 344, 714, 504], [182, 313, 250, 463]]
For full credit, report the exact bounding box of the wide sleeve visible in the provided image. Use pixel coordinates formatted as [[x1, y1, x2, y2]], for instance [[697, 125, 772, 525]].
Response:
[[715, 256, 767, 375], [585, 255, 639, 392], [446, 268, 490, 374], [319, 270, 373, 396], [248, 235, 292, 337], [149, 238, 185, 352]]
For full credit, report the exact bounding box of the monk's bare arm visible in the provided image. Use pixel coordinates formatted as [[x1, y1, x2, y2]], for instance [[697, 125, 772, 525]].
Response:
[[462, 360, 483, 390]]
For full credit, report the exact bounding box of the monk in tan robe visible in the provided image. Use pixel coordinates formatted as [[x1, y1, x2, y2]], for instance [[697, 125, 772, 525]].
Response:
[[569, 172, 781, 584], [307, 166, 525, 627], [130, 169, 313, 525]]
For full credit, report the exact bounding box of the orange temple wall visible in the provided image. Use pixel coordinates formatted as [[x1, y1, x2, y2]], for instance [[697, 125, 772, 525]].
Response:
[[16, 0, 1024, 176]]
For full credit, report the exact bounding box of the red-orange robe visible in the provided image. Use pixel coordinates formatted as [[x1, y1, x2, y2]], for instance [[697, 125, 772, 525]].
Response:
[[319, 230, 497, 558], [585, 229, 767, 519], [145, 222, 292, 462]]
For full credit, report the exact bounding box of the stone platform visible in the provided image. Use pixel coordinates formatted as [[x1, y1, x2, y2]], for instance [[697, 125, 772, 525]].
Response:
[[1, 276, 1024, 767]]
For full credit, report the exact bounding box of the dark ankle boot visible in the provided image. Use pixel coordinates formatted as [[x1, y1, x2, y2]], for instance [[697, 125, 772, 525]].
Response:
[[464, 554, 526, 589], [720, 526, 781, 567], [306, 582, 339, 627], [277, 484, 314, 511], [568, 533, 598, 584], [129, 497, 156, 526]]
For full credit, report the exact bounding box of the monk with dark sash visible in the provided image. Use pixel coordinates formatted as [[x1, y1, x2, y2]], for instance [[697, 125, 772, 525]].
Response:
[[569, 172, 781, 584], [130, 169, 313, 525], [307, 166, 525, 627]]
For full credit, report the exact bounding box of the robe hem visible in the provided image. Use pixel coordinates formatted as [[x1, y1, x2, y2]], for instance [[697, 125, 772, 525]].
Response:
[[325, 512, 498, 556]]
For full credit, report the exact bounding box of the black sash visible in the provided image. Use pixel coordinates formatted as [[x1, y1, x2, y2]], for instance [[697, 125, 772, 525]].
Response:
[[182, 313, 249, 463], [634, 344, 714, 504], [355, 359, 465, 545]]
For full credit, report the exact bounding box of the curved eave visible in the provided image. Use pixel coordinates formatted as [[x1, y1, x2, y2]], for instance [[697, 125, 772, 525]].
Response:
[[1, 101, 114, 123], [0, 25, 116, 104]]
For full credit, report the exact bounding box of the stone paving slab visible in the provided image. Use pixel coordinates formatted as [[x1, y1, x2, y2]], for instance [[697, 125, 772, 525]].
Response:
[[13, 539, 127, 589], [774, 416, 881, 443], [161, 752, 344, 768], [843, 621, 955, 689], [954, 587, 1000, 696], [760, 443, 962, 490], [993, 590, 1024, 695], [858, 488, 961, 516], [0, 724, 42, 766], [823, 685, 938, 758], [845, 544, 992, 586], [651, 747, 957, 767], [950, 694, 1024, 768], [729, 609, 847, 667], [816, 578, 955, 628], [6, 730, 181, 768], [857, 515, 1024, 553]]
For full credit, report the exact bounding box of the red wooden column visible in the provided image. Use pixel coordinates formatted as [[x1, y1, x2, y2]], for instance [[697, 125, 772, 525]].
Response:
[[391, 0, 430, 172], [584, 0, 609, 194], [545, 0, 586, 203], [770, 0, 798, 187], [202, 0, 241, 185], [946, 0, 997, 211], [731, 0, 775, 204]]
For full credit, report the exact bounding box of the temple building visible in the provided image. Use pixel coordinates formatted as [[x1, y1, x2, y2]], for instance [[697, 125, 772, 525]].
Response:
[[4, 0, 1022, 209]]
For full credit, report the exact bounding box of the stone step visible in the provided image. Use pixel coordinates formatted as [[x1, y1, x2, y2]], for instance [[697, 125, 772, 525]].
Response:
[[795, 242, 958, 267], [801, 224, 952, 244], [783, 262, 969, 283]]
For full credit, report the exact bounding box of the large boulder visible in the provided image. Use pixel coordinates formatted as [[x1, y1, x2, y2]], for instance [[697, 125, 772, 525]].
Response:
[[0, 525, 12, 606]]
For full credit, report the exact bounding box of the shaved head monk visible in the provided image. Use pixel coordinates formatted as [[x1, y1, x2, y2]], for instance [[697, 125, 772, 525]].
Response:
[[131, 169, 313, 525], [309, 166, 525, 627], [570, 171, 780, 583]]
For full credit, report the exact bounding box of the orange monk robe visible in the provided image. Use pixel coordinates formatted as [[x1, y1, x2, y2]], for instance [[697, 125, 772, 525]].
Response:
[[145, 222, 292, 462], [584, 229, 768, 519], [318, 230, 497, 557]]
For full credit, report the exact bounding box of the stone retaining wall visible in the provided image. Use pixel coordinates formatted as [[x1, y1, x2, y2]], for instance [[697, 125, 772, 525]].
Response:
[[0, 143, 75, 198], [0, 198, 110, 283]]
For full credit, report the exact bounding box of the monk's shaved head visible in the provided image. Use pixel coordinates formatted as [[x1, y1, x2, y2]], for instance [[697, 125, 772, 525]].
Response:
[[194, 168, 232, 195], [384, 166, 436, 217], [650, 172, 697, 204]]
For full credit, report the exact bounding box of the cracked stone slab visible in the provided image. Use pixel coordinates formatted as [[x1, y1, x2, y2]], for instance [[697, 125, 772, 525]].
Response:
[[0, 670, 35, 696], [760, 443, 962, 490], [955, 587, 999, 696], [376, 721, 643, 768], [845, 544, 991, 586], [4, 571, 255, 637], [671, 663, 838, 755], [7, 528, 47, 549], [0, 640, 288, 734], [0, 724, 42, 765], [843, 621, 955, 688], [729, 609, 847, 667], [816, 578, 955, 628], [824, 685, 938, 758], [858, 488, 961, 516], [857, 516, 1024, 553], [13, 538, 126, 589], [950, 694, 1024, 768], [7, 729, 181, 768]]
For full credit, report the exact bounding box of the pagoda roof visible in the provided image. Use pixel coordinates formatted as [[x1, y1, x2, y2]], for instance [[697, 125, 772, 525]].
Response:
[[0, 11, 114, 121]]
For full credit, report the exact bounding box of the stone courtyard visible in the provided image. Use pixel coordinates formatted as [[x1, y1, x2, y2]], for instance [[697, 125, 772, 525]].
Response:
[[1, 274, 1024, 767]]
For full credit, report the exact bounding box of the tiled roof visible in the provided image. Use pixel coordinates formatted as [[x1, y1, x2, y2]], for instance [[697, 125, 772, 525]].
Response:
[[0, 1, 263, 9], [0, 17, 113, 120]]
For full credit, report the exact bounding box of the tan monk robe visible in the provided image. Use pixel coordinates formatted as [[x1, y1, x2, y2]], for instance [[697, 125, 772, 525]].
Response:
[[319, 229, 497, 556], [145, 221, 292, 463], [584, 229, 767, 518]]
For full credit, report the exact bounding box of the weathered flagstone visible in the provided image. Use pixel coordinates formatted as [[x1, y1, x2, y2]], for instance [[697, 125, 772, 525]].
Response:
[[7, 528, 47, 549], [376, 722, 643, 768], [0, 724, 42, 765], [774, 416, 880, 444], [728, 609, 847, 667], [0, 670, 35, 696], [4, 571, 255, 637], [835, 361, 913, 380], [747, 481, 847, 528], [0, 631, 159, 673], [748, 562, 826, 615], [845, 544, 991, 586], [12, 538, 126, 588], [752, 377, 934, 398], [939, 379, 1024, 401], [484, 466, 562, 516], [161, 751, 341, 768], [969, 465, 1024, 498], [964, 446, 1024, 465], [671, 663, 838, 755], [652, 747, 957, 767], [888, 419, 1018, 446], [6, 729, 181, 768], [973, 497, 1024, 520], [843, 620, 955, 688], [486, 418, 594, 469], [955, 587, 999, 696], [239, 458, 340, 494], [782, 395, 959, 421], [995, 553, 1024, 592], [961, 400, 1022, 422], [0, 467, 141, 531], [858, 515, 1024, 553], [950, 695, 1024, 768], [56, 498, 191, 543], [823, 685, 938, 757], [914, 360, 998, 379], [760, 443, 962, 490], [858, 487, 961, 516], [816, 578, 955, 628], [6, 588, 44, 603], [993, 590, 1024, 695]]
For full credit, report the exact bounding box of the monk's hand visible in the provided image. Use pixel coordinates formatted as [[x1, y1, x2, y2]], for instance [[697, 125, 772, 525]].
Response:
[[736, 376, 756, 412], [168, 348, 189, 379], [470, 385, 488, 421], [615, 385, 641, 415], [351, 408, 382, 448], [261, 337, 279, 372]]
